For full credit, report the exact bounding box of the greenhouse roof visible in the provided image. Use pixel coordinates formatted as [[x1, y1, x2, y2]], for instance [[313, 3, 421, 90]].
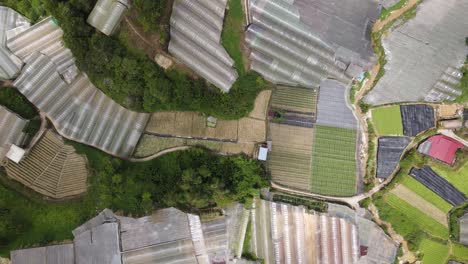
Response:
[[87, 0, 129, 36], [168, 0, 238, 92]]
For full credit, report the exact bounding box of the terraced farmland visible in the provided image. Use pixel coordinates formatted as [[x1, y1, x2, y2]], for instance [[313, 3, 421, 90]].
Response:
[[271, 86, 317, 113], [5, 131, 88, 199], [371, 106, 403, 135], [310, 125, 357, 196]]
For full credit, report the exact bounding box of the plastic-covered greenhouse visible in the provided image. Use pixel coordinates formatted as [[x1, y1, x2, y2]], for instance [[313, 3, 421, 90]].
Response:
[[87, 0, 129, 36], [169, 0, 238, 92]]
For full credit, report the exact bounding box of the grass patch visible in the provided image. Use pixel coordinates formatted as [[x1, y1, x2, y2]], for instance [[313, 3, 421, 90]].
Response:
[[384, 193, 448, 239], [222, 0, 245, 75], [454, 65, 467, 103], [310, 126, 357, 196], [432, 160, 468, 195], [419, 239, 450, 264], [400, 176, 453, 213], [371, 106, 403, 135]]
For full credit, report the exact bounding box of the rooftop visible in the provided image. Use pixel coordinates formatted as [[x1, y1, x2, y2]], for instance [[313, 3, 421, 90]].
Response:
[[87, 0, 129, 36], [418, 135, 464, 165]]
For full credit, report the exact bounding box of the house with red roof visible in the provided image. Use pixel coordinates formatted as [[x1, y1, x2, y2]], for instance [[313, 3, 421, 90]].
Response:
[[418, 135, 465, 165]]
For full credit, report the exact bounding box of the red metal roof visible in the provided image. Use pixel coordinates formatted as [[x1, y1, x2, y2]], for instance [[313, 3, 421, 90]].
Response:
[[427, 135, 464, 165]]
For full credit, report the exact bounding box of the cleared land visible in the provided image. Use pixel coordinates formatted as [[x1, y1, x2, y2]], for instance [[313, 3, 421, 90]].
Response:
[[390, 184, 448, 226], [248, 90, 271, 120], [310, 125, 357, 196], [384, 193, 448, 239], [371, 106, 403, 135], [419, 239, 450, 264]]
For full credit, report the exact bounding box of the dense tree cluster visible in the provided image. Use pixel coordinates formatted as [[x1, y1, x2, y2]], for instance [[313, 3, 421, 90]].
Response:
[[3, 0, 266, 119]]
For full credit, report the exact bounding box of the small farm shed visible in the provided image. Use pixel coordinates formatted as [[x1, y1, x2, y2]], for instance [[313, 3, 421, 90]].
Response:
[[418, 135, 464, 165], [87, 0, 129, 36]]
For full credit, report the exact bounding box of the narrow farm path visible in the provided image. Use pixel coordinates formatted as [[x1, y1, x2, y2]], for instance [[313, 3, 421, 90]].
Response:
[[369, 202, 417, 263], [129, 146, 191, 162]]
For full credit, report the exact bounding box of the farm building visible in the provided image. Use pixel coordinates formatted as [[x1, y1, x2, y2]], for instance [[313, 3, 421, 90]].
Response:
[[459, 212, 468, 246], [169, 0, 238, 92], [7, 17, 78, 83], [400, 104, 435, 137], [247, 0, 380, 88], [249, 200, 398, 264], [87, 0, 129, 36], [0, 7, 29, 80], [376, 136, 411, 179], [11, 208, 233, 264], [4, 131, 89, 199], [440, 119, 463, 130], [364, 0, 468, 105], [0, 106, 28, 162], [13, 52, 149, 158], [418, 135, 464, 165], [409, 166, 466, 206]]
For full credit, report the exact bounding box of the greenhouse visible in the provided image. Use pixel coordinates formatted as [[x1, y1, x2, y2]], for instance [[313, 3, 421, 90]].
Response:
[[0, 7, 30, 79], [169, 0, 238, 92], [364, 0, 468, 105], [87, 0, 129, 36], [13, 52, 149, 158], [250, 200, 398, 264], [0, 106, 28, 161], [10, 208, 231, 264], [247, 0, 380, 88]]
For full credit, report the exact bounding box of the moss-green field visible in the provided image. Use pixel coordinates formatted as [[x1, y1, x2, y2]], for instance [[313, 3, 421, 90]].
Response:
[[371, 106, 403, 135], [419, 239, 450, 264], [221, 0, 245, 75]]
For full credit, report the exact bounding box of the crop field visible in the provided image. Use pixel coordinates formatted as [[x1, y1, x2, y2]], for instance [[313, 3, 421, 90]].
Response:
[[271, 86, 317, 113], [384, 193, 448, 239], [390, 185, 448, 226], [452, 243, 468, 262], [134, 135, 187, 158], [419, 239, 449, 264], [400, 176, 453, 213], [268, 123, 314, 191], [220, 142, 255, 156], [371, 106, 403, 135], [310, 125, 357, 196]]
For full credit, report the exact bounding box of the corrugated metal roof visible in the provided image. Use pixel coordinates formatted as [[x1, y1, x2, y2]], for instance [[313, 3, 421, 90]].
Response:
[[169, 0, 238, 92], [13, 52, 149, 158], [11, 244, 74, 264], [87, 0, 128, 36]]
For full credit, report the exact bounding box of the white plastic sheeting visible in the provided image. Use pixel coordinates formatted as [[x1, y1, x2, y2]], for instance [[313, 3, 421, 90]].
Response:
[[0, 6, 29, 79], [7, 17, 78, 83], [13, 52, 149, 158], [87, 0, 128, 36], [169, 0, 238, 92], [0, 106, 28, 159]]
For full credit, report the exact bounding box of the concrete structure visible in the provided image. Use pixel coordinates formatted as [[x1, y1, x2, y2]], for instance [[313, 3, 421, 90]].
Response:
[[365, 0, 468, 105], [169, 0, 238, 92], [87, 0, 129, 36]]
